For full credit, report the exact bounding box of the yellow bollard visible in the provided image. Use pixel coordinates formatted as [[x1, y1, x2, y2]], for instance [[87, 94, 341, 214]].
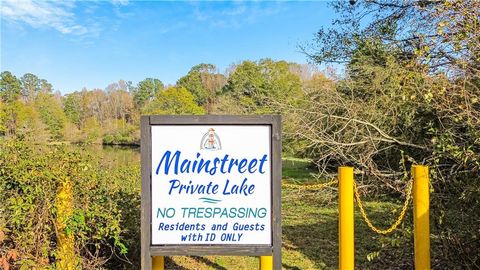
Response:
[[259, 256, 273, 270], [339, 167, 354, 270], [56, 179, 78, 270], [152, 256, 165, 270], [413, 165, 430, 270]]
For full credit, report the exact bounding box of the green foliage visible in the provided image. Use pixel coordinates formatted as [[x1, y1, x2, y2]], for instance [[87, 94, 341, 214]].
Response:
[[61, 88, 137, 144], [102, 133, 137, 146], [223, 60, 264, 101], [298, 1, 480, 268], [0, 101, 5, 135], [177, 66, 209, 105], [177, 63, 226, 112], [34, 92, 67, 140], [20, 73, 40, 102], [0, 99, 45, 139], [10, 100, 43, 139], [102, 119, 138, 145], [220, 59, 303, 114], [0, 141, 139, 269], [132, 78, 164, 108], [19, 73, 52, 103], [0, 71, 21, 103], [82, 117, 102, 143], [63, 92, 82, 127], [282, 157, 316, 182], [215, 59, 304, 154], [142, 86, 205, 115]]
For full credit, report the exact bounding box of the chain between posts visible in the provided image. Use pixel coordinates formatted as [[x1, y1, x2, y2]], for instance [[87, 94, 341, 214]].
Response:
[[353, 179, 413, 235], [282, 179, 337, 190], [282, 177, 414, 235]]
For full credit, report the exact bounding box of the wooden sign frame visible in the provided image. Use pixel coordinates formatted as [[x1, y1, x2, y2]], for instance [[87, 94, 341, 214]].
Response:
[[141, 115, 282, 269]]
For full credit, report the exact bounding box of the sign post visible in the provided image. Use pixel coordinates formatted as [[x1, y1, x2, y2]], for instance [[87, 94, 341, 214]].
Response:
[[141, 115, 282, 269]]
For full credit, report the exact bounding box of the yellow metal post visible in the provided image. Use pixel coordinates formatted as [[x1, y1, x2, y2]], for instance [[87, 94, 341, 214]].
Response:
[[413, 165, 430, 270], [56, 178, 79, 270], [260, 256, 273, 270], [339, 167, 354, 270], [152, 256, 165, 270]]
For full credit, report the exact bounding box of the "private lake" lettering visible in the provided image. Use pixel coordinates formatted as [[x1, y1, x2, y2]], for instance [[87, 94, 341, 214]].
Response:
[[155, 150, 269, 197]]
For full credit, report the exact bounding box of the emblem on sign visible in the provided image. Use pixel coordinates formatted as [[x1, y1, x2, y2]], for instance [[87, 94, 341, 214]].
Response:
[[200, 128, 222, 150]]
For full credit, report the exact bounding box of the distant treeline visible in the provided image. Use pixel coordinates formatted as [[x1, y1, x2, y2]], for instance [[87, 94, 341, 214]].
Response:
[[0, 60, 320, 147]]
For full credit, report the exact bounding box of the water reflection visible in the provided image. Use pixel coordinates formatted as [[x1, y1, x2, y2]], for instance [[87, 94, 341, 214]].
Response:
[[62, 144, 140, 168], [85, 144, 140, 168]]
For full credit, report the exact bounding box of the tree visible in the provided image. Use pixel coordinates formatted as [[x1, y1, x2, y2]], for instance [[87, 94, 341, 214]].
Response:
[[106, 79, 134, 93], [19, 73, 53, 102], [298, 1, 480, 267], [142, 87, 204, 115], [34, 92, 67, 140], [177, 63, 226, 113], [20, 73, 40, 102], [132, 78, 164, 108], [106, 88, 134, 122], [220, 59, 303, 114], [0, 100, 5, 135], [304, 0, 480, 75], [64, 92, 82, 128], [223, 60, 263, 98], [0, 71, 21, 103], [82, 117, 102, 143], [39, 79, 52, 93], [81, 89, 108, 126], [301, 0, 480, 178], [288, 63, 319, 82], [0, 72, 22, 136]]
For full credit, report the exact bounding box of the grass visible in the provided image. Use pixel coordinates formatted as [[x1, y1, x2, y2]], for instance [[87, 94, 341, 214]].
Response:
[[163, 158, 414, 269], [282, 157, 318, 182]]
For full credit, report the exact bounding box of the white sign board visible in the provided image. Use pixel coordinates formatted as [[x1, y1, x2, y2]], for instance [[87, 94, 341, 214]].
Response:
[[151, 125, 271, 245]]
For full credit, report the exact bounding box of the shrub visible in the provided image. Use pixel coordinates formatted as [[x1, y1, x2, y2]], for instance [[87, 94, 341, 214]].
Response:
[[0, 140, 139, 269]]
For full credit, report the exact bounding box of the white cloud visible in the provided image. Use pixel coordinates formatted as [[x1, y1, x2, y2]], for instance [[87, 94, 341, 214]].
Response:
[[191, 1, 285, 29], [0, 0, 87, 35]]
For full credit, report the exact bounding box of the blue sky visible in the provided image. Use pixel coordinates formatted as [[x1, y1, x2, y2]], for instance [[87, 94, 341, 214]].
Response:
[[1, 1, 337, 94]]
